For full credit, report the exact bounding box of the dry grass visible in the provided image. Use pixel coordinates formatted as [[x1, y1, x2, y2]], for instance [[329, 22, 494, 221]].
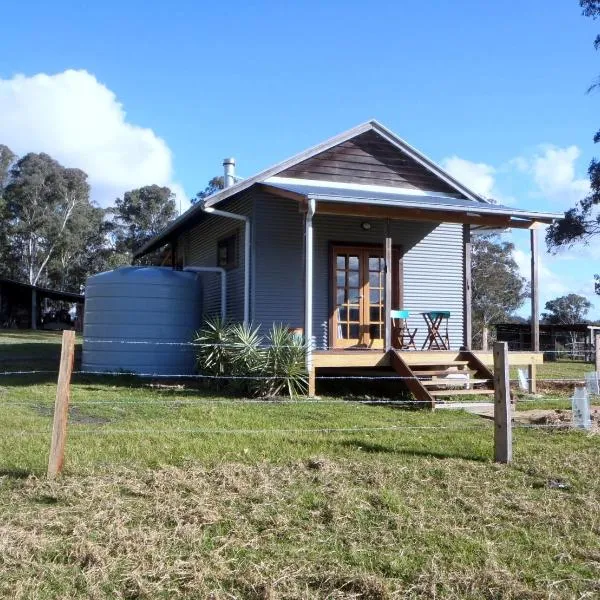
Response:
[[2, 439, 600, 599]]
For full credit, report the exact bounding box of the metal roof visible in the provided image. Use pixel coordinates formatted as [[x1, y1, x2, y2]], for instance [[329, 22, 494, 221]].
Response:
[[263, 180, 563, 223], [0, 278, 84, 302], [134, 119, 494, 257]]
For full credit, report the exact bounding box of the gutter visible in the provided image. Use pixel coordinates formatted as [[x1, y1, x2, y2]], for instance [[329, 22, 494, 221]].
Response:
[[305, 193, 563, 223]]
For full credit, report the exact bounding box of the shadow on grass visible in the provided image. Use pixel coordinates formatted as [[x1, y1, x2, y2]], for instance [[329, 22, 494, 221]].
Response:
[[0, 468, 33, 479], [339, 439, 489, 462], [0, 341, 82, 385]]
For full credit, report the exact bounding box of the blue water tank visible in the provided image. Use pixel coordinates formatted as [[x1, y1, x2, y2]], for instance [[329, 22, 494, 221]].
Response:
[[82, 266, 203, 375]]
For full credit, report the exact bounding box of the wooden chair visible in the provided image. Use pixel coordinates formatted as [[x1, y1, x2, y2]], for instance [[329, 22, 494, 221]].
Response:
[[391, 309, 417, 350]]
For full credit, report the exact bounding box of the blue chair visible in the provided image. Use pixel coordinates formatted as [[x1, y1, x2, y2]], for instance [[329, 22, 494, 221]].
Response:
[[391, 309, 417, 350]]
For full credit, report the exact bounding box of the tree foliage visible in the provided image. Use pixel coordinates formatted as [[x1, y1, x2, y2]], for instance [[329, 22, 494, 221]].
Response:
[[110, 184, 177, 263], [192, 176, 224, 204], [472, 235, 529, 350], [546, 1, 600, 259], [2, 152, 102, 289], [0, 144, 183, 291], [541, 293, 592, 324]]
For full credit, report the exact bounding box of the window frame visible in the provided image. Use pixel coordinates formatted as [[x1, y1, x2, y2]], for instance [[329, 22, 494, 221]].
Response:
[[217, 231, 239, 270]]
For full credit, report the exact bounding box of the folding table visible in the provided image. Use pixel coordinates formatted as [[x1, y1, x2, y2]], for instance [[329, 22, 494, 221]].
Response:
[[421, 311, 450, 350]]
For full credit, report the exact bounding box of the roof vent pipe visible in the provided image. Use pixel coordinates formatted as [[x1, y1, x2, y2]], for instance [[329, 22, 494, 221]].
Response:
[[223, 158, 236, 188]]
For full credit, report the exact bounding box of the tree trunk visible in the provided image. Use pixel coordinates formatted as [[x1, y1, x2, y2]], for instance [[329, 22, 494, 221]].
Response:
[[482, 324, 489, 351]]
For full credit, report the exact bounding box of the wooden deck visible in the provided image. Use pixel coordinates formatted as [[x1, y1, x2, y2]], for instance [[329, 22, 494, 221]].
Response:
[[312, 349, 544, 369], [310, 349, 544, 403]]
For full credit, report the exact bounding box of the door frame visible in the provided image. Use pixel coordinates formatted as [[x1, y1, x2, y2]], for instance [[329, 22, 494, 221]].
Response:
[[328, 242, 403, 349]]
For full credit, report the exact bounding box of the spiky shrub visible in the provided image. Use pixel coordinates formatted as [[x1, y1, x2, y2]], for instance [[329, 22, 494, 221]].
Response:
[[193, 316, 233, 377], [194, 318, 263, 394], [256, 325, 308, 398], [194, 319, 308, 398]]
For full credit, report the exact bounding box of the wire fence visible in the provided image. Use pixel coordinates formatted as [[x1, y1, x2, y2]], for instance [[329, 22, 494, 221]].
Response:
[[1, 334, 598, 478]]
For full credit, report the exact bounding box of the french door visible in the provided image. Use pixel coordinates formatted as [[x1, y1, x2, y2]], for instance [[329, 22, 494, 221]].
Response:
[[331, 245, 400, 349]]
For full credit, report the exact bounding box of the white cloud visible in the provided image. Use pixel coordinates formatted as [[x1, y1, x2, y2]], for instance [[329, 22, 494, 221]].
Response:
[[513, 247, 569, 298], [513, 243, 598, 318], [0, 69, 189, 210], [516, 145, 589, 206], [441, 156, 497, 199]]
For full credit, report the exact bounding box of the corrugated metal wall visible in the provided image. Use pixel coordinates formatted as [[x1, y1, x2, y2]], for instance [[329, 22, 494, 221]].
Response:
[[182, 195, 252, 323], [253, 195, 465, 349], [253, 191, 304, 331]]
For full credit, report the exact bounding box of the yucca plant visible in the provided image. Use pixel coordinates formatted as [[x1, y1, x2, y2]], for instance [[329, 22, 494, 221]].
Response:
[[225, 322, 264, 395], [257, 324, 308, 398], [193, 316, 234, 380], [194, 319, 307, 398]]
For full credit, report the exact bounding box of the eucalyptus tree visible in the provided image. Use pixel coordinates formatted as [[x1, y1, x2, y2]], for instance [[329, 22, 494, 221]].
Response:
[[472, 235, 529, 350]]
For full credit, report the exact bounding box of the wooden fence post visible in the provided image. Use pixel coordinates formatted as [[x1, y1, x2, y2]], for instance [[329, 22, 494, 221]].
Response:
[[527, 364, 537, 394], [493, 341, 512, 464], [595, 334, 600, 373], [48, 330, 76, 479]]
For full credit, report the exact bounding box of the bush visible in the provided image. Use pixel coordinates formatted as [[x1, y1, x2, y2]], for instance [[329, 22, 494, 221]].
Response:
[[193, 318, 308, 398]]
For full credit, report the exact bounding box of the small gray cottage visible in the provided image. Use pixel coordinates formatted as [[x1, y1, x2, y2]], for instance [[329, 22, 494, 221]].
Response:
[[135, 120, 561, 401]]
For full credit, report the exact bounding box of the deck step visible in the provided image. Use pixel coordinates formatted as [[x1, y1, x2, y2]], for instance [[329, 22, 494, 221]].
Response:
[[429, 389, 495, 397], [412, 369, 477, 377], [421, 378, 490, 387], [409, 359, 470, 367]]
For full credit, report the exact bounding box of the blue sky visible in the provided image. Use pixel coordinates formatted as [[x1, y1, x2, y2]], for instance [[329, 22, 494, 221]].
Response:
[[0, 0, 599, 317]]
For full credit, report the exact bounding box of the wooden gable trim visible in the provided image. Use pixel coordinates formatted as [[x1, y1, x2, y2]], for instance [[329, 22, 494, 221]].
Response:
[[277, 130, 464, 197]]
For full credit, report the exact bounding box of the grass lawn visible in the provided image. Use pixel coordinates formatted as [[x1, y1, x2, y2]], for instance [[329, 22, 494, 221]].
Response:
[[1, 331, 599, 599]]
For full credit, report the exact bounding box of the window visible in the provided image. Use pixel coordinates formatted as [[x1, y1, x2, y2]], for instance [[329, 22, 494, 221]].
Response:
[[217, 232, 238, 269]]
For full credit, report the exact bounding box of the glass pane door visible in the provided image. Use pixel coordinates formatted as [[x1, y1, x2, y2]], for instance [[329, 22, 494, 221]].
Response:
[[332, 247, 386, 348], [335, 251, 362, 345], [367, 254, 384, 343]]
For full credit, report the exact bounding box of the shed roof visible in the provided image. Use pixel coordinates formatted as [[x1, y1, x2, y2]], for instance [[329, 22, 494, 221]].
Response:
[[0, 278, 84, 303]]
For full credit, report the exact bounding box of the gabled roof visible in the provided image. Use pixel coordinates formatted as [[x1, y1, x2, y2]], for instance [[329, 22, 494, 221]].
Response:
[[134, 120, 561, 257]]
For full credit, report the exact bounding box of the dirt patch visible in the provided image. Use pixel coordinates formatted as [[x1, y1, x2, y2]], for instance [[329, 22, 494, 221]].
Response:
[[472, 405, 600, 431], [514, 407, 600, 431], [33, 404, 111, 425]]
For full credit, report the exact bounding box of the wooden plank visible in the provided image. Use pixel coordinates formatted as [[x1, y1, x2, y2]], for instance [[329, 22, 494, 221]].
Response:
[[528, 364, 537, 395], [284, 169, 421, 189], [472, 351, 544, 366], [312, 350, 544, 369], [279, 130, 459, 195], [422, 378, 490, 387], [390, 350, 435, 408], [411, 369, 478, 376], [47, 330, 76, 479], [493, 341, 512, 464], [284, 164, 449, 188], [384, 223, 392, 350], [308, 368, 316, 397], [530, 228, 539, 394], [463, 224, 472, 349], [458, 350, 494, 385], [312, 352, 390, 368], [430, 388, 495, 396], [531, 229, 540, 353], [316, 201, 517, 229]]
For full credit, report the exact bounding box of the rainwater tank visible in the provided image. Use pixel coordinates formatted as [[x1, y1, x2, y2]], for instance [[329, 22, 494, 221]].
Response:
[[82, 267, 203, 375]]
